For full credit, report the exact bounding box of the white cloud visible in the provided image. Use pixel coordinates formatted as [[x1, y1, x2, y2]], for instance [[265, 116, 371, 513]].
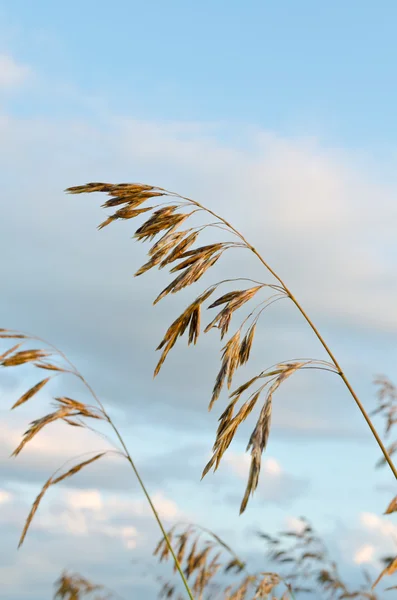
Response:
[[284, 516, 306, 534], [224, 453, 283, 479], [0, 482, 185, 553], [0, 54, 30, 89], [354, 543, 375, 564], [264, 457, 282, 475], [105, 490, 182, 521], [336, 512, 397, 572], [222, 452, 308, 506], [65, 489, 103, 511], [0, 489, 12, 504], [360, 511, 397, 539]]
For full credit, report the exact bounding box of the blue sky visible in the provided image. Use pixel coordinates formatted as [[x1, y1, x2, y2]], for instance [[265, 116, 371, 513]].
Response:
[[1, 1, 397, 599], [2, 0, 397, 145]]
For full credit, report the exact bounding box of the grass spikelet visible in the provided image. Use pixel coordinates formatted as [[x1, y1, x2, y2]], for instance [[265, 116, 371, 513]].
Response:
[[153, 253, 221, 305], [169, 243, 224, 272], [11, 377, 52, 409], [372, 556, 397, 590], [149, 229, 191, 258], [134, 250, 167, 277], [54, 571, 107, 599], [239, 323, 256, 365], [202, 390, 262, 480], [34, 361, 67, 372], [185, 537, 200, 578], [385, 495, 397, 514], [0, 333, 27, 339], [209, 330, 241, 410], [160, 231, 200, 267], [18, 475, 53, 547], [98, 205, 153, 230], [253, 573, 281, 597], [52, 452, 106, 485], [174, 530, 191, 573], [135, 208, 190, 243], [135, 230, 200, 277], [239, 363, 305, 514], [11, 407, 75, 457], [1, 348, 50, 367], [154, 288, 216, 376], [0, 343, 23, 361], [204, 285, 263, 338], [19, 453, 107, 549]]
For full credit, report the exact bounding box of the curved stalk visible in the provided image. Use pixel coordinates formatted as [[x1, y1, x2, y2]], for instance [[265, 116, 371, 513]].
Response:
[[169, 189, 397, 480], [9, 331, 195, 600]]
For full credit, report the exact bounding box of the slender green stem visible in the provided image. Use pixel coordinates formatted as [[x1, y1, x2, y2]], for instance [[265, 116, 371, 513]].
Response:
[[105, 419, 195, 600]]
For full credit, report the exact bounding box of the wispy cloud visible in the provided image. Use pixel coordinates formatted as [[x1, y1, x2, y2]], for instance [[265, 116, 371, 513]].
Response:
[[0, 54, 30, 89], [223, 452, 309, 506], [353, 543, 376, 565]]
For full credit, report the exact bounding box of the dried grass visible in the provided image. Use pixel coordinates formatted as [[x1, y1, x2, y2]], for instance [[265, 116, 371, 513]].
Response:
[[3, 179, 397, 598], [53, 571, 114, 599], [153, 518, 390, 599], [68, 182, 372, 514], [258, 517, 381, 599], [153, 522, 289, 600], [1, 328, 193, 598]]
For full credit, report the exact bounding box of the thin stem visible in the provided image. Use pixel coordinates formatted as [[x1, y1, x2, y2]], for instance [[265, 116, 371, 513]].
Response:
[[165, 189, 397, 480], [238, 293, 286, 331], [250, 258, 397, 479], [106, 419, 195, 600], [202, 277, 283, 294], [12, 331, 195, 600]]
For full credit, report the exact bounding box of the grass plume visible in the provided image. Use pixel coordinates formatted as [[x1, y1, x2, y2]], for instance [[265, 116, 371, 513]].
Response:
[[66, 182, 397, 514]]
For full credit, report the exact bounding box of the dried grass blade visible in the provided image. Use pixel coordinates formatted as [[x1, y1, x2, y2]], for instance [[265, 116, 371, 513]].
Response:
[[188, 306, 201, 346], [209, 330, 241, 410], [154, 288, 216, 376], [372, 556, 397, 589], [0, 333, 27, 339], [240, 396, 273, 514], [239, 323, 256, 365], [170, 244, 224, 273], [12, 408, 73, 456], [149, 229, 190, 258], [2, 349, 50, 367], [134, 252, 165, 277], [385, 495, 397, 515], [18, 476, 53, 547], [0, 343, 23, 361], [11, 377, 52, 409], [52, 452, 106, 485], [66, 182, 154, 195], [33, 361, 66, 372], [160, 231, 199, 267], [153, 254, 221, 305], [53, 396, 88, 411], [62, 417, 83, 427]]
